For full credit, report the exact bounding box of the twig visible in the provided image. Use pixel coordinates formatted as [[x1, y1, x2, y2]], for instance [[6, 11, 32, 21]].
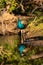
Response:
[[21, 0, 23, 4], [16, 0, 25, 12], [20, 3, 25, 12], [1, 61, 4, 65], [32, 6, 38, 13]]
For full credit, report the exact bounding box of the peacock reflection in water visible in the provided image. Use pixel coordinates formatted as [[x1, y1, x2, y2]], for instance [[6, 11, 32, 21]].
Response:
[[17, 17, 29, 56]]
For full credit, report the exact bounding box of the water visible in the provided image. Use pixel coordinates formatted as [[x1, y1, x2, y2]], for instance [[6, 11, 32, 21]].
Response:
[[0, 35, 20, 46]]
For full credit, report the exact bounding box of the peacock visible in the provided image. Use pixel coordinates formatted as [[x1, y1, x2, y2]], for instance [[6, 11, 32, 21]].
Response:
[[18, 17, 28, 56], [17, 18, 26, 29]]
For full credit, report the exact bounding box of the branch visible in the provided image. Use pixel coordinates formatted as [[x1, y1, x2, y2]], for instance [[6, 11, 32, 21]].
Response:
[[20, 3, 25, 12], [31, 6, 38, 13], [21, 0, 23, 4], [16, 0, 25, 12]]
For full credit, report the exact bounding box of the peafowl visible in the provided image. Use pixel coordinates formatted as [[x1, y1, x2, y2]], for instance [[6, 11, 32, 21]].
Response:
[[17, 18, 25, 29]]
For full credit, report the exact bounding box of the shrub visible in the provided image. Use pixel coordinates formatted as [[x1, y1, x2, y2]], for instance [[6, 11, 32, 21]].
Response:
[[5, 0, 18, 13], [0, 0, 6, 11]]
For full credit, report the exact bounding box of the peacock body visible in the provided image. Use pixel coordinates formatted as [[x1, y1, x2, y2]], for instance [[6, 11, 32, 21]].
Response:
[[17, 18, 25, 29]]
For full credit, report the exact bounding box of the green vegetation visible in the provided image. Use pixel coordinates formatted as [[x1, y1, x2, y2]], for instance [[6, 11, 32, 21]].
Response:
[[0, 0, 43, 14], [5, 0, 18, 13], [0, 0, 17, 12], [0, 0, 6, 11], [0, 0, 43, 65]]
